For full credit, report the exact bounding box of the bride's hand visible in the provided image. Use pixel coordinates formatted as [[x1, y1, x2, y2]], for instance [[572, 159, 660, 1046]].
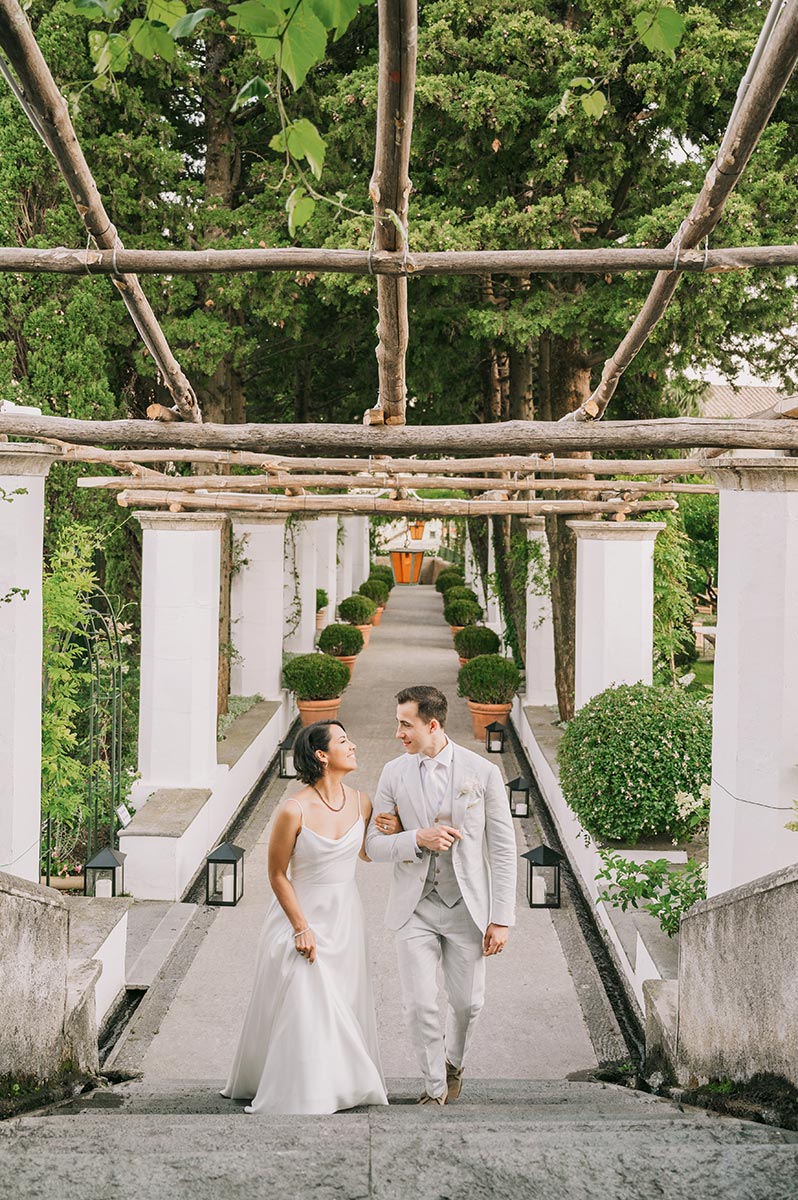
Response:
[[375, 809, 403, 835], [294, 928, 316, 964]]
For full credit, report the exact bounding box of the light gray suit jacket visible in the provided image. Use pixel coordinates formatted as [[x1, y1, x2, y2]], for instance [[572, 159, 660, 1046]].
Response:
[[365, 740, 517, 933]]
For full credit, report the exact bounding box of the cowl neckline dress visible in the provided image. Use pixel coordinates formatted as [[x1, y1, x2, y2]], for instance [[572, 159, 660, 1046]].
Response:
[[222, 808, 388, 1114]]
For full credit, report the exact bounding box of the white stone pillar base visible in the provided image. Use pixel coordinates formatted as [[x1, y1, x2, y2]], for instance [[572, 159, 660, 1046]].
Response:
[[569, 520, 664, 711], [707, 459, 798, 895], [230, 516, 285, 698], [522, 518, 557, 707], [0, 446, 58, 881], [135, 513, 226, 792]]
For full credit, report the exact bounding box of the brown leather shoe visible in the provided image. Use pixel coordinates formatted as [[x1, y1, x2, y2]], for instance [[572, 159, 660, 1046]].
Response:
[[445, 1061, 464, 1101], [417, 1089, 448, 1105]]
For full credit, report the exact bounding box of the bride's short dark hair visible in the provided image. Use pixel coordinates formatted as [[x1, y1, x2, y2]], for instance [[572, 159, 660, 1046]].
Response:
[[293, 721, 346, 785]]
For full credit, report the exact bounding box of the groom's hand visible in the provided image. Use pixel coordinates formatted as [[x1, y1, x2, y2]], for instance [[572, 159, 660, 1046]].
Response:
[[417, 825, 462, 852], [483, 924, 509, 956]]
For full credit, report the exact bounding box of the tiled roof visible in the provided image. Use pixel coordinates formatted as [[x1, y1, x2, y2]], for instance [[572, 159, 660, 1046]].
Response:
[[700, 384, 789, 419]]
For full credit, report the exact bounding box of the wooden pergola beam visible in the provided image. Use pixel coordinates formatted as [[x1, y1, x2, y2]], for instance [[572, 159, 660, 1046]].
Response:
[[78, 472, 717, 495], [0, 0, 200, 422], [367, 0, 417, 427], [571, 0, 798, 423], [115, 489, 678, 518], [5, 412, 798, 453], [48, 443, 713, 475], [2, 243, 798, 278]]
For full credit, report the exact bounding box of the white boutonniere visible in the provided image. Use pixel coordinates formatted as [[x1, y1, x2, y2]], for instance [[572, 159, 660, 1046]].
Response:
[[457, 778, 482, 807]]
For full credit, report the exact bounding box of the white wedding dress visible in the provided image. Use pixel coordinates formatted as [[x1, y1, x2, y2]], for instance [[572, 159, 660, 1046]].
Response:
[[222, 796, 388, 1114]]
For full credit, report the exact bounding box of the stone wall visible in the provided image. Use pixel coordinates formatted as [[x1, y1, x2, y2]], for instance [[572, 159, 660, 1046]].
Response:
[[0, 872, 68, 1080], [677, 861, 798, 1087]]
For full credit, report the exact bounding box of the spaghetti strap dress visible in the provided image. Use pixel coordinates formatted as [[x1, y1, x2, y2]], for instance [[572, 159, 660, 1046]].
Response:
[[221, 793, 388, 1114]]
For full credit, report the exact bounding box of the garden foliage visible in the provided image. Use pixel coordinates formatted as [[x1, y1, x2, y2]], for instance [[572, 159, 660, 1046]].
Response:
[[443, 598, 483, 627], [283, 652, 350, 699], [457, 654, 519, 704], [318, 623, 364, 656], [338, 593, 377, 624], [453, 624, 500, 660], [558, 682, 712, 844]]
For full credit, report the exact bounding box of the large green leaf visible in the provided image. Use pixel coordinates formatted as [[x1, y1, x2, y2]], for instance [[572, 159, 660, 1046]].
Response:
[[286, 186, 315, 235], [146, 0, 186, 24], [89, 30, 131, 73], [129, 18, 176, 62], [228, 0, 286, 34], [269, 118, 326, 178], [581, 89, 607, 119], [635, 7, 686, 61], [170, 7, 213, 38], [232, 75, 272, 111], [280, 3, 328, 89], [308, 0, 363, 40]]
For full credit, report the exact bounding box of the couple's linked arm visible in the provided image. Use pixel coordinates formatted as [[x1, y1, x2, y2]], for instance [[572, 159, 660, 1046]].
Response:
[[365, 764, 419, 863]]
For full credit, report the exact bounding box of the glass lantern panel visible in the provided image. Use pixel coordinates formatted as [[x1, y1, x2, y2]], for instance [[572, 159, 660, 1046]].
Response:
[[91, 869, 115, 898], [530, 864, 558, 905], [510, 789, 529, 817], [488, 731, 504, 752]]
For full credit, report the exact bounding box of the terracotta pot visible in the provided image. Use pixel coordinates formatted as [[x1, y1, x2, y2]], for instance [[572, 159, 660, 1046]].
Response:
[[296, 697, 342, 727], [465, 700, 512, 741], [315, 608, 327, 631], [334, 654, 358, 678], [371, 606, 384, 626], [449, 625, 464, 637], [458, 656, 468, 667], [356, 622, 372, 647]]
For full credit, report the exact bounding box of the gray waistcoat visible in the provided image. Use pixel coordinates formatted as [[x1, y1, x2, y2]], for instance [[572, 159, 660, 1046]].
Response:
[[420, 772, 462, 908]]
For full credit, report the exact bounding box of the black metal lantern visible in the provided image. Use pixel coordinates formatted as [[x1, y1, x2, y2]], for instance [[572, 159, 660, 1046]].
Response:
[[521, 845, 563, 909], [506, 776, 531, 818], [206, 841, 245, 906], [279, 737, 298, 778], [84, 846, 126, 898], [485, 721, 506, 753]]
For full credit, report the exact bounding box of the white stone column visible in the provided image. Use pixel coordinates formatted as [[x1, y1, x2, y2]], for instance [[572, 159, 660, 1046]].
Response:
[[485, 525, 502, 630], [135, 513, 226, 792], [315, 516, 338, 629], [230, 516, 285, 698], [350, 516, 371, 590], [569, 520, 664, 711], [522, 518, 558, 707], [707, 458, 798, 896], [0, 446, 58, 881], [283, 518, 317, 654], [464, 529, 478, 590], [336, 517, 355, 606]]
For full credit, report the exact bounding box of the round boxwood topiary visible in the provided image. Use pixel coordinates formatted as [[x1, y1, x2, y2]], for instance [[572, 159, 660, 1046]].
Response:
[[443, 586, 479, 606], [318, 623, 364, 657], [558, 681, 712, 845], [315, 588, 328, 612], [443, 598, 483, 626], [338, 593, 378, 625], [453, 624, 501, 660], [359, 578, 389, 606], [457, 654, 520, 704], [369, 565, 394, 588], [282, 653, 350, 700], [435, 569, 465, 594]]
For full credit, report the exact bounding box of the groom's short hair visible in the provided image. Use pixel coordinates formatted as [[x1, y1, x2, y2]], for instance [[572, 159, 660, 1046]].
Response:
[[396, 685, 448, 728]]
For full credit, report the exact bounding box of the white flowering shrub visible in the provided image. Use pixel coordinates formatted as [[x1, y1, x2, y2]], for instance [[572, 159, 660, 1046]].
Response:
[[558, 682, 712, 844]]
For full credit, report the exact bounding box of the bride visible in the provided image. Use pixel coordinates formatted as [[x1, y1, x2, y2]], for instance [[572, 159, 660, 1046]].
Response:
[[221, 720, 398, 1114]]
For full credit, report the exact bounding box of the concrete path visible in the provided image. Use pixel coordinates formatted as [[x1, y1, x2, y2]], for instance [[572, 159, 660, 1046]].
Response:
[[132, 585, 606, 1085]]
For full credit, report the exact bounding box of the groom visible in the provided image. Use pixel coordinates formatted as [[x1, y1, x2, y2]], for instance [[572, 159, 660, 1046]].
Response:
[[366, 685, 517, 1105]]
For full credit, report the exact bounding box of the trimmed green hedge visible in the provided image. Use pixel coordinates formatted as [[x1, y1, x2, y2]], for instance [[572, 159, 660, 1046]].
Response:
[[369, 565, 395, 588], [443, 598, 483, 626], [315, 588, 328, 612], [435, 569, 465, 594], [338, 593, 377, 625], [558, 682, 712, 845], [443, 586, 479, 605], [457, 654, 520, 704], [453, 624, 500, 660], [359, 578, 389, 606], [318, 623, 364, 657], [282, 653, 350, 700]]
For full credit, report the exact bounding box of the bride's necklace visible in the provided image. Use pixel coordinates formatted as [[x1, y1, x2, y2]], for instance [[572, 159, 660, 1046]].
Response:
[[311, 782, 346, 812]]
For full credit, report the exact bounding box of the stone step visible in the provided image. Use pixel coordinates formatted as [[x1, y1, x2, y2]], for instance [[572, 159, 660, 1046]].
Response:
[[4, 1107, 798, 1200], [125, 902, 197, 990]]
